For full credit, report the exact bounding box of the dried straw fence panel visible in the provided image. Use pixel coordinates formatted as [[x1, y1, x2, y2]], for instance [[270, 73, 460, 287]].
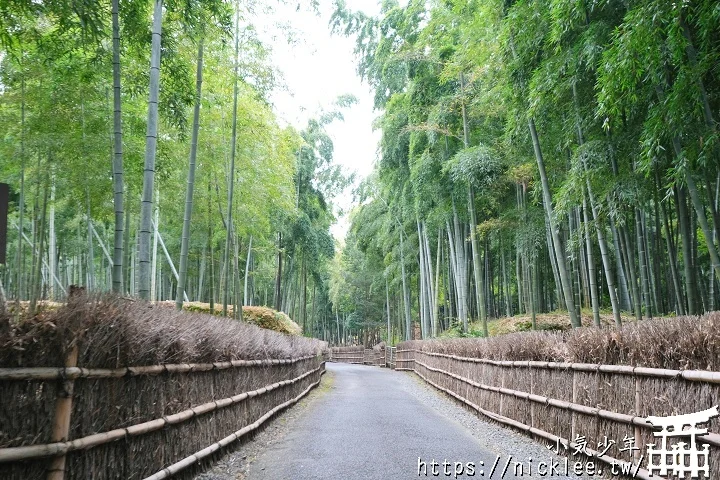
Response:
[[402, 350, 720, 479], [0, 296, 328, 480], [0, 356, 325, 479], [397, 314, 720, 480], [364, 348, 385, 367], [329, 346, 364, 364], [395, 348, 415, 371], [329, 345, 388, 367]]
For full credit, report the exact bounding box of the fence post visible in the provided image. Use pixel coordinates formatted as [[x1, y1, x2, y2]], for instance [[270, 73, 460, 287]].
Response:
[[47, 345, 78, 480], [499, 366, 506, 416], [634, 376, 641, 463], [530, 364, 535, 428], [571, 370, 577, 445]]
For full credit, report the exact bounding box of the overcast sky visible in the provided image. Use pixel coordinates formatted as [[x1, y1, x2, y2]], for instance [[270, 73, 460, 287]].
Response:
[[254, 0, 384, 241]]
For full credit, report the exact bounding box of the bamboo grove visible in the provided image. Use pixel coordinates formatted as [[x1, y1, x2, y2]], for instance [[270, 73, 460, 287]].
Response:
[[0, 0, 353, 341], [329, 0, 720, 343]]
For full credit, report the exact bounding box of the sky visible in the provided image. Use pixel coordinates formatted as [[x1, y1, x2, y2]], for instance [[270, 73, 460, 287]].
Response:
[[254, 0, 384, 241]]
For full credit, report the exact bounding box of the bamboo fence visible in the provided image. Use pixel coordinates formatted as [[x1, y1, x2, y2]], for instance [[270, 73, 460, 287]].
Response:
[[385, 347, 397, 369], [0, 354, 325, 480], [328, 346, 364, 364], [364, 348, 385, 366], [329, 346, 388, 367], [396, 347, 720, 480]]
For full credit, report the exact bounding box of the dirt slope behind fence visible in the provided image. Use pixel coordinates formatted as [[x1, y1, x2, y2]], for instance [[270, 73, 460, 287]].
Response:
[[0, 295, 327, 480]]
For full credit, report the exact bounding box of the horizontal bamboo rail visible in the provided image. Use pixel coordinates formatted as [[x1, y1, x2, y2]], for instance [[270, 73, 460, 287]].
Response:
[[414, 359, 720, 447], [411, 367, 657, 480], [143, 370, 325, 480], [405, 349, 720, 384], [0, 363, 325, 463], [0, 355, 318, 382]]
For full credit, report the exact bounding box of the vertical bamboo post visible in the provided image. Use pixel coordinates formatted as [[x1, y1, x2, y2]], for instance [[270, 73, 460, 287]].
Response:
[[634, 376, 642, 463], [530, 365, 535, 428], [571, 370, 577, 443], [47, 345, 79, 480], [499, 366, 506, 416]]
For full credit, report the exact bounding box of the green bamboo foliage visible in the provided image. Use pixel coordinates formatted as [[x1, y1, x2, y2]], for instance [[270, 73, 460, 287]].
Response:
[[328, 0, 720, 342], [0, 1, 348, 343], [2, 0, 720, 346]]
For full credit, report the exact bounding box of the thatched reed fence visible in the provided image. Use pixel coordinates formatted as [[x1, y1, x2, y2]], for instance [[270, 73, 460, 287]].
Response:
[[366, 343, 387, 366], [329, 346, 364, 364], [363, 348, 381, 365], [329, 344, 389, 367], [397, 313, 720, 480], [0, 295, 327, 480]]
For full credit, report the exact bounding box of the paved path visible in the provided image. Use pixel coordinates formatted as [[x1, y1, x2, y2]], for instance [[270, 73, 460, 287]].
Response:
[[247, 363, 524, 479]]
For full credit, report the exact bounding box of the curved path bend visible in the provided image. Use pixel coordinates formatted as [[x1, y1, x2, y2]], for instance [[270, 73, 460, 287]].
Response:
[[243, 363, 582, 480]]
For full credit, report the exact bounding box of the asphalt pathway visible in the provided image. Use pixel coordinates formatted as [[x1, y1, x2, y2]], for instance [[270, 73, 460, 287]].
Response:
[[247, 363, 529, 480]]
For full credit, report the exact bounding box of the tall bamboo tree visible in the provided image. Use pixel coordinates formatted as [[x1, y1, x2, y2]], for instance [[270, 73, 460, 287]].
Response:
[[138, 0, 164, 300]]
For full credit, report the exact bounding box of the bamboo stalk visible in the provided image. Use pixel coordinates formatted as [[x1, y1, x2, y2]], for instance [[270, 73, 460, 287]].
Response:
[[47, 345, 78, 480], [0, 364, 324, 464], [529, 363, 535, 428], [0, 355, 318, 381], [680, 370, 720, 383], [634, 376, 642, 463], [404, 349, 718, 382], [499, 362, 506, 416], [571, 370, 577, 444]]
